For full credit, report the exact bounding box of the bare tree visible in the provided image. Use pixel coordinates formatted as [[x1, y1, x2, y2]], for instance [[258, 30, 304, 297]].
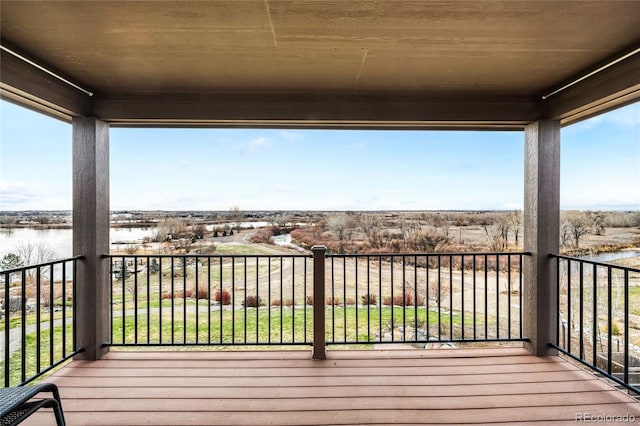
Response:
[[229, 205, 243, 222], [434, 213, 453, 238], [155, 217, 190, 241], [125, 244, 139, 255], [192, 223, 206, 239], [586, 211, 605, 236], [327, 214, 354, 252], [560, 220, 573, 249], [327, 214, 348, 242], [483, 216, 509, 251], [359, 214, 380, 238], [506, 210, 522, 246], [312, 217, 327, 240], [14, 240, 57, 265], [566, 213, 591, 248], [13, 241, 58, 281]]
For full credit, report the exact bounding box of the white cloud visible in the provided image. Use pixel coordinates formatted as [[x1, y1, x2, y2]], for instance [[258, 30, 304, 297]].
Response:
[[247, 136, 267, 151], [0, 180, 42, 209], [279, 131, 304, 141], [570, 115, 603, 131], [0, 180, 70, 210], [571, 102, 640, 131], [351, 141, 366, 150], [603, 105, 640, 127]]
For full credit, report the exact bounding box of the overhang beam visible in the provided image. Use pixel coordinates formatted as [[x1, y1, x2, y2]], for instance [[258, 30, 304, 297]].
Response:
[[0, 49, 90, 120], [543, 47, 640, 125], [93, 94, 542, 130]]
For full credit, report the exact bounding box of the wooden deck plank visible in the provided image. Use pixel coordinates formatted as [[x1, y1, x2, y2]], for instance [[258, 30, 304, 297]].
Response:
[[102, 346, 529, 360], [47, 370, 596, 388], [71, 354, 557, 369], [58, 391, 634, 411], [24, 404, 640, 426], [22, 348, 640, 425], [54, 362, 578, 377], [55, 380, 614, 399]]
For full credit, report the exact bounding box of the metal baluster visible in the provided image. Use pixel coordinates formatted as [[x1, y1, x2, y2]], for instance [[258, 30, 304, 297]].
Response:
[[208, 257, 212, 345], [473, 255, 477, 340], [567, 259, 572, 353], [62, 261, 67, 357], [36, 266, 42, 373], [461, 255, 465, 341], [146, 258, 151, 344], [592, 263, 597, 367], [579, 260, 584, 359], [624, 269, 629, 385], [134, 255, 138, 344], [4, 272, 9, 386], [171, 256, 175, 345], [355, 257, 359, 343]]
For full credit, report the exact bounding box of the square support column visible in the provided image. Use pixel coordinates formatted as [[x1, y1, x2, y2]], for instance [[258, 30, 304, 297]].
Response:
[[73, 117, 110, 360], [523, 120, 560, 356]]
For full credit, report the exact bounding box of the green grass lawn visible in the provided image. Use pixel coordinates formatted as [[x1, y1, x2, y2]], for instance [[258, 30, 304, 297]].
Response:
[[0, 309, 73, 332], [110, 306, 461, 345], [0, 324, 75, 387]]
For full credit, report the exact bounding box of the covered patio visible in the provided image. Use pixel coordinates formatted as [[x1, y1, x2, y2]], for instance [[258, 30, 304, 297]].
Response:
[[1, 1, 640, 424], [24, 348, 640, 425]]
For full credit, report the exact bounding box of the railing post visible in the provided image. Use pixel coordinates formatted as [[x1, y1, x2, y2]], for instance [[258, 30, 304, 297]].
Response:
[[311, 245, 326, 360]]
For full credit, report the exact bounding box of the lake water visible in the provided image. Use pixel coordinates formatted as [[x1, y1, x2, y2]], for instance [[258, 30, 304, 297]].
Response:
[[580, 250, 640, 263], [0, 227, 155, 258], [0, 222, 273, 259]]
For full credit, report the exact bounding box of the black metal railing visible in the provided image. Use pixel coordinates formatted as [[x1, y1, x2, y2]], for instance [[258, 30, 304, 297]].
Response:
[[552, 254, 640, 393], [108, 251, 527, 349], [325, 252, 527, 345], [1, 257, 83, 387], [107, 254, 313, 346]]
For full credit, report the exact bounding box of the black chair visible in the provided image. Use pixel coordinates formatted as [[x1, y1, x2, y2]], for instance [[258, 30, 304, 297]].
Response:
[[0, 383, 65, 426]]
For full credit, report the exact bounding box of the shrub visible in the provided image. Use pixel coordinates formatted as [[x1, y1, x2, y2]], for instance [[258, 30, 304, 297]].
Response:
[[326, 296, 340, 306], [2, 297, 23, 312], [250, 228, 274, 244], [160, 290, 193, 300], [196, 286, 209, 300], [346, 297, 356, 306], [305, 295, 313, 305], [214, 289, 231, 305], [360, 293, 377, 305], [383, 292, 422, 306], [271, 298, 281, 307], [394, 294, 411, 306], [608, 320, 622, 336], [244, 294, 264, 307], [174, 289, 194, 299], [283, 299, 294, 307]]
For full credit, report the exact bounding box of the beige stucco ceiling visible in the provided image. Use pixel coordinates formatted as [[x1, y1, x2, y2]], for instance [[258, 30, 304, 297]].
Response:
[[1, 1, 639, 127]]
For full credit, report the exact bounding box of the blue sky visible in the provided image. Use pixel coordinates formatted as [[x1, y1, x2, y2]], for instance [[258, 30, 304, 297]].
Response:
[[0, 99, 638, 211]]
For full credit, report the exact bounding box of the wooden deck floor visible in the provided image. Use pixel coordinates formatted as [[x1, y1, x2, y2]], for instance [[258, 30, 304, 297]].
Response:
[[26, 347, 640, 425]]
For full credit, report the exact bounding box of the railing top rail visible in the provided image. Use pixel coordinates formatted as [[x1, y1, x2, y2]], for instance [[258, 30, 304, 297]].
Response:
[[327, 251, 531, 258], [102, 253, 312, 259], [551, 253, 640, 273], [0, 255, 84, 275]]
